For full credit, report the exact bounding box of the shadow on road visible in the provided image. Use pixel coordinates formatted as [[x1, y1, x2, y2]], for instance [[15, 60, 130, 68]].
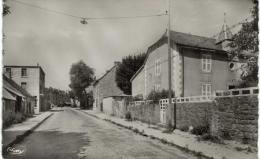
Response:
[[3, 130, 90, 159]]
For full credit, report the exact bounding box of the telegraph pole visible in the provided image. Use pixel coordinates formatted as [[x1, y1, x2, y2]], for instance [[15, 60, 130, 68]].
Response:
[[167, 0, 173, 129]]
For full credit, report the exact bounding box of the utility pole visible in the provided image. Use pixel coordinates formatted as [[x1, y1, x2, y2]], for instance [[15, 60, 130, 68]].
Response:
[[167, 0, 173, 129]]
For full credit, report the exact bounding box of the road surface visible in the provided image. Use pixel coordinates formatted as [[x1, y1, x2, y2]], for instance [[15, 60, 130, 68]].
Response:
[[5, 107, 197, 159]]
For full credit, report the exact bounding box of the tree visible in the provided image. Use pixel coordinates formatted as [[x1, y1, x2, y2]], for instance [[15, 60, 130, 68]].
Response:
[[69, 60, 94, 109], [44, 87, 70, 105], [3, 0, 10, 16], [229, 0, 258, 87], [115, 53, 146, 95]]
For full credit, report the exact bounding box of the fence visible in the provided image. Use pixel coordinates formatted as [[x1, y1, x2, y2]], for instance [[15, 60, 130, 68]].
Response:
[[159, 87, 259, 104], [129, 100, 153, 107], [215, 87, 258, 97]]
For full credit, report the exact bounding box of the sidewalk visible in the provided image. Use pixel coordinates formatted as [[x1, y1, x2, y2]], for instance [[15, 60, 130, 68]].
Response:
[[83, 110, 258, 159], [2, 111, 53, 150]]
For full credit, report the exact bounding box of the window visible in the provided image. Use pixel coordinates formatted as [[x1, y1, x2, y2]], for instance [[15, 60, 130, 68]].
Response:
[[155, 59, 161, 76], [5, 67, 11, 78], [21, 82, 27, 90], [202, 83, 211, 96], [201, 55, 212, 72], [155, 83, 160, 91], [21, 68, 27, 77], [228, 85, 235, 90]]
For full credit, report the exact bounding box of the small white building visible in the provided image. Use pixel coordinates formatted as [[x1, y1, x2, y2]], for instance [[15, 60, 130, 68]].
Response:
[[4, 65, 46, 114]]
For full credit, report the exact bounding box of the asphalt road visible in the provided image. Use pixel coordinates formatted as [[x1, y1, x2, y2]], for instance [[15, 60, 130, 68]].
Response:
[[5, 107, 198, 159]]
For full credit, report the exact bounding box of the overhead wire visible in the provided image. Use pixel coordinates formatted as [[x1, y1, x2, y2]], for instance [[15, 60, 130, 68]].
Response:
[[8, 0, 167, 20], [8, 0, 252, 73]]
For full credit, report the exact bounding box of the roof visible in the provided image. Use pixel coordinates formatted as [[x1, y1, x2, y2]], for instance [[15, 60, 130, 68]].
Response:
[[3, 88, 16, 100], [130, 64, 144, 82], [169, 30, 223, 51], [131, 30, 227, 82], [4, 65, 46, 75], [93, 65, 117, 86], [3, 75, 32, 97]]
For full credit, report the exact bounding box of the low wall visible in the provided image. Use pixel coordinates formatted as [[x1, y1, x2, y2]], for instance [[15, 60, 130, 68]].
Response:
[[103, 97, 127, 118], [170, 102, 212, 129], [169, 95, 258, 146], [128, 103, 160, 125], [128, 95, 258, 147], [211, 95, 258, 146]]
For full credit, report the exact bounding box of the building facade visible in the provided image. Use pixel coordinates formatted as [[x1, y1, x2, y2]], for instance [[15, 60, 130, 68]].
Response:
[[130, 65, 145, 97], [3, 75, 35, 127], [93, 62, 124, 112], [131, 27, 241, 98], [4, 65, 46, 114]]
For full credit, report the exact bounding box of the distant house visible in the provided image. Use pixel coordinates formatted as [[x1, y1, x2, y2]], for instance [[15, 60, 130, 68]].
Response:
[[93, 62, 125, 112], [131, 24, 242, 98], [3, 75, 35, 127], [4, 65, 46, 114]]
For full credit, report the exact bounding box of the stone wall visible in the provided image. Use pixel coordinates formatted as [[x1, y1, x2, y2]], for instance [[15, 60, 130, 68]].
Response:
[[170, 102, 212, 129], [211, 96, 258, 146], [128, 103, 160, 125], [128, 95, 258, 146]]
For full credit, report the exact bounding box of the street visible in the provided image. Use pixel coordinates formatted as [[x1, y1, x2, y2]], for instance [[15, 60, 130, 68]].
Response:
[[5, 107, 197, 159]]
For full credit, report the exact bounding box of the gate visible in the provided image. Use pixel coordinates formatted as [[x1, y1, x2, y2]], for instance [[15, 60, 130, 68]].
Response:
[[159, 99, 168, 124]]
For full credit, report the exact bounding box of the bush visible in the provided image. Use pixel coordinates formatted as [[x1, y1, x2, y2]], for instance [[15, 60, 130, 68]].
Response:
[[147, 89, 175, 101], [179, 125, 189, 132], [163, 121, 174, 133], [222, 131, 232, 140], [199, 134, 224, 144], [125, 111, 132, 121], [133, 94, 143, 101], [133, 128, 140, 133], [191, 125, 209, 135]]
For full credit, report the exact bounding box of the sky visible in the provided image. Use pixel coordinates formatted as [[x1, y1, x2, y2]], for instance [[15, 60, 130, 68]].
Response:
[[3, 0, 253, 91]]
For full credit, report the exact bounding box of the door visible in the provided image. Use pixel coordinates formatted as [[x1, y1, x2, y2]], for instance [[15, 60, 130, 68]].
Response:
[[160, 99, 168, 124]]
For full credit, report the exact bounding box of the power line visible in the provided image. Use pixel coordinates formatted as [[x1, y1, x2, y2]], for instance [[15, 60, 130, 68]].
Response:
[[9, 0, 82, 19], [9, 0, 167, 20]]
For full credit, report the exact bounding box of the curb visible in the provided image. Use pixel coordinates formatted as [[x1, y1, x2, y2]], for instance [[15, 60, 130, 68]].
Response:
[[83, 111, 214, 159], [2, 113, 54, 155]]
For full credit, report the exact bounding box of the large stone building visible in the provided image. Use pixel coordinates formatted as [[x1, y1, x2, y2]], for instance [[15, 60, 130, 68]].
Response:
[[93, 62, 124, 112], [4, 65, 46, 114], [131, 23, 241, 98]]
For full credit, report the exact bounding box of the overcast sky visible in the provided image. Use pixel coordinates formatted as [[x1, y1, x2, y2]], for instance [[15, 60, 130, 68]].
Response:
[[3, 0, 253, 90]]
